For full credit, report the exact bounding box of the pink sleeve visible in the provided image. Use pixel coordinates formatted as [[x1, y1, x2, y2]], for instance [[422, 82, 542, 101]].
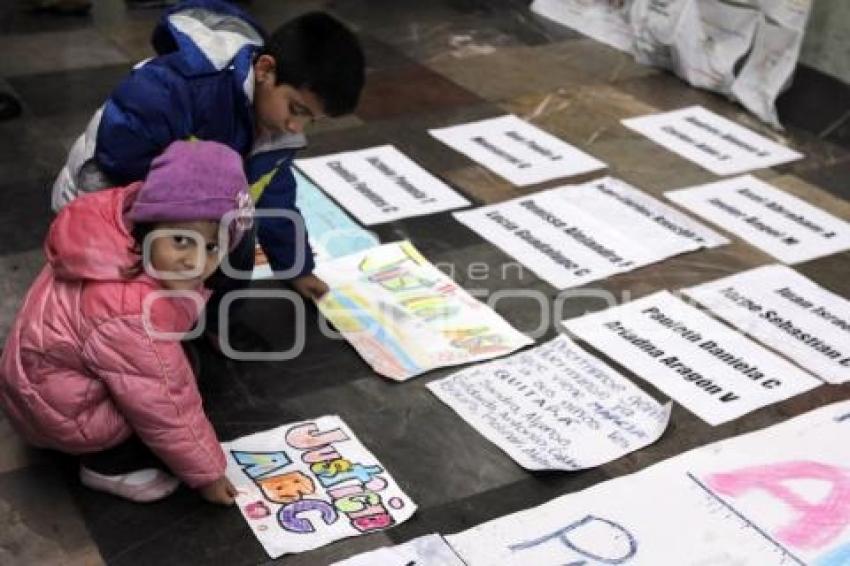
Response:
[[82, 316, 226, 488]]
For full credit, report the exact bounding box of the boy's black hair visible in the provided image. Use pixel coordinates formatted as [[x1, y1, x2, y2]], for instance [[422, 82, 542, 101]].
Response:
[[261, 12, 365, 117]]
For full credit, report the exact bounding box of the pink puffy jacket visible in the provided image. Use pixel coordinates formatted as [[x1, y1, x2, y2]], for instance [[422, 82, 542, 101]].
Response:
[[0, 185, 225, 488]]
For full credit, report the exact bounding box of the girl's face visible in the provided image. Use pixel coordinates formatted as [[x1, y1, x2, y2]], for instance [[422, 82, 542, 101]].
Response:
[[146, 220, 224, 291]]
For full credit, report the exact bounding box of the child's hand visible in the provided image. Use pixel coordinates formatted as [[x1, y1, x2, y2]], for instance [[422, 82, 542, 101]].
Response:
[[199, 476, 238, 505], [291, 273, 329, 300]]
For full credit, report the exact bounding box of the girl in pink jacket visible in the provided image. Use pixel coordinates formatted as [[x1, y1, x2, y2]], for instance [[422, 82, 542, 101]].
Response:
[[0, 140, 253, 504]]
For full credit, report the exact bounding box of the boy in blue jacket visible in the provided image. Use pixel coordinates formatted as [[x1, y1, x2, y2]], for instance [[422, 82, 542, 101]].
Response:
[[52, 1, 365, 312]]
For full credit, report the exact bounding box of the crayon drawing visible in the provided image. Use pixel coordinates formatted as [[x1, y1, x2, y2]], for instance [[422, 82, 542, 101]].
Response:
[[315, 241, 533, 380], [223, 416, 416, 558]]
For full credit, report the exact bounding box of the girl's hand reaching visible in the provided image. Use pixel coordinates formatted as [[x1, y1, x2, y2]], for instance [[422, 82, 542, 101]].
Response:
[[199, 476, 238, 505]]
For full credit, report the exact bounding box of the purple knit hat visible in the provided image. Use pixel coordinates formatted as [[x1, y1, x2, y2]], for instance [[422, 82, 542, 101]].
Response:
[[127, 140, 253, 245]]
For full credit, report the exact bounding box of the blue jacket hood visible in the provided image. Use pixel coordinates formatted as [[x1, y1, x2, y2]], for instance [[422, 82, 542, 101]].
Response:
[[151, 0, 266, 78]]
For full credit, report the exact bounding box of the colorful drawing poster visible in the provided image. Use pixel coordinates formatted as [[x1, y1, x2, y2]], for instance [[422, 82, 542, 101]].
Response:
[[252, 170, 380, 279], [314, 241, 533, 381], [295, 145, 469, 225], [563, 291, 821, 425], [428, 335, 671, 470], [622, 106, 802, 175], [222, 416, 416, 559], [666, 175, 850, 264], [333, 534, 464, 566], [683, 265, 850, 384], [429, 115, 606, 186], [453, 177, 727, 289], [446, 400, 850, 565]]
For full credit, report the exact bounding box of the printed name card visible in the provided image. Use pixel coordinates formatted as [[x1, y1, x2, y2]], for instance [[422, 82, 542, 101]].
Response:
[[622, 106, 802, 175], [296, 145, 470, 225], [429, 335, 671, 470], [429, 114, 606, 186], [666, 175, 850, 264], [684, 265, 850, 384], [563, 291, 820, 425], [223, 416, 416, 558], [453, 177, 727, 289]]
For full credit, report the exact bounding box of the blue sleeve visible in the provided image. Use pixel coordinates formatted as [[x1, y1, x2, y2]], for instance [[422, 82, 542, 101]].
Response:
[[247, 151, 315, 279], [95, 60, 193, 185]]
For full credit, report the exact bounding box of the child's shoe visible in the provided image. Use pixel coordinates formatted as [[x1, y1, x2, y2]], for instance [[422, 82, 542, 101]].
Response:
[[79, 466, 180, 502]]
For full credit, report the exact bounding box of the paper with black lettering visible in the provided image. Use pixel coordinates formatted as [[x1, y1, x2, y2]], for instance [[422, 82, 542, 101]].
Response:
[[684, 265, 850, 384], [453, 177, 726, 289], [666, 175, 850, 263], [622, 106, 802, 175], [429, 115, 605, 186], [563, 291, 820, 425], [296, 145, 469, 225], [428, 335, 671, 470]]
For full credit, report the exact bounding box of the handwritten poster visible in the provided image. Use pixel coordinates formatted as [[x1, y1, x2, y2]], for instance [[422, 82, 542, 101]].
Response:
[[429, 115, 606, 186], [532, 2, 812, 127], [563, 291, 820, 425], [333, 534, 464, 566], [453, 177, 727, 289], [315, 241, 533, 381], [446, 400, 850, 565], [684, 265, 850, 384], [253, 171, 380, 279], [622, 106, 802, 175], [222, 416, 416, 558], [731, 1, 813, 127], [428, 335, 671, 470], [295, 145, 469, 225], [632, 0, 760, 94], [666, 175, 850, 264]]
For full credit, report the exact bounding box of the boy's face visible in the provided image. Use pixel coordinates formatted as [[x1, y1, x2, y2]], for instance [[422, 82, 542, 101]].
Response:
[[253, 55, 325, 137], [146, 220, 223, 291]]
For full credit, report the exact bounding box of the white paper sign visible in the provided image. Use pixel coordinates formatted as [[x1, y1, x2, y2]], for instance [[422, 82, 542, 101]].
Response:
[[315, 241, 533, 381], [622, 106, 802, 175], [429, 115, 606, 186], [446, 400, 850, 565], [453, 177, 727, 289], [632, 0, 760, 93], [222, 416, 416, 558], [666, 175, 850, 264], [563, 291, 821, 425], [296, 145, 470, 225], [531, 0, 635, 52], [684, 265, 850, 384], [333, 534, 464, 566], [428, 335, 671, 470], [531, 1, 812, 127]]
